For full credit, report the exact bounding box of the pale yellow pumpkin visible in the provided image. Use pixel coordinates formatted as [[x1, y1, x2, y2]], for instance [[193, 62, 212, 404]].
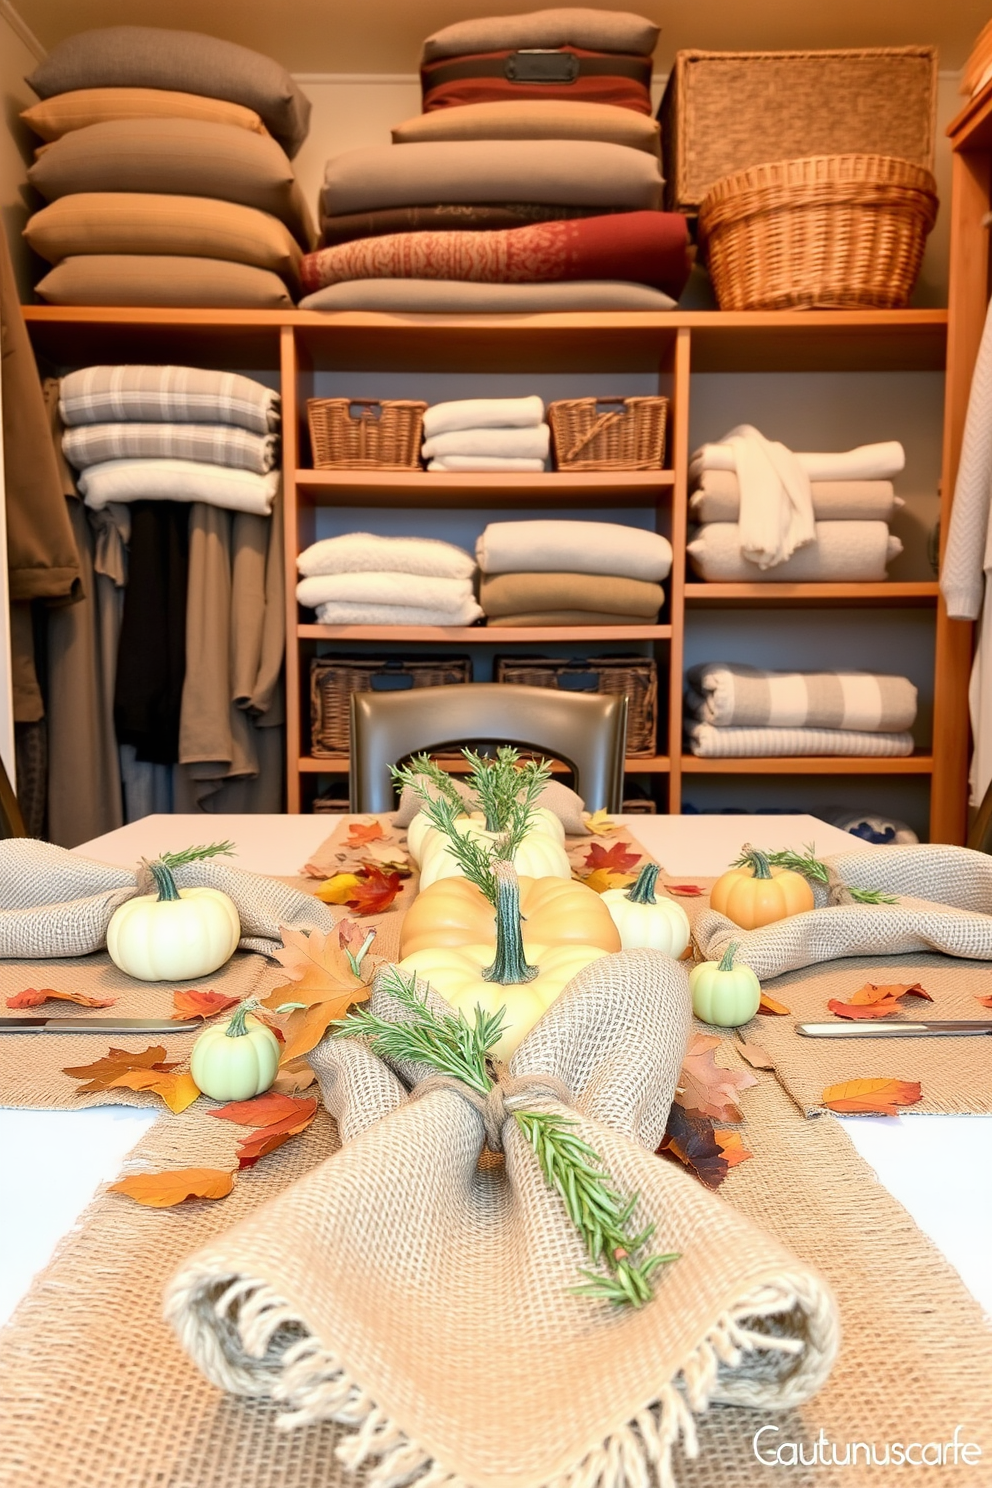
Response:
[[399, 873, 621, 957], [710, 847, 814, 929], [600, 863, 690, 955], [409, 805, 565, 871], [420, 821, 571, 888]]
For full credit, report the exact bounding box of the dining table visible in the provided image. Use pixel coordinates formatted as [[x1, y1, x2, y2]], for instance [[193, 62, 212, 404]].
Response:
[[1, 809, 989, 1337]]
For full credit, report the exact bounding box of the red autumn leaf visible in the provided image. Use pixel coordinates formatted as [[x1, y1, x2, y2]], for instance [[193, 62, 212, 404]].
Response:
[[664, 884, 705, 897], [583, 840, 642, 874], [345, 864, 402, 915], [6, 987, 117, 1009], [236, 1098, 318, 1168], [658, 1105, 730, 1189], [209, 1092, 316, 1128], [346, 819, 386, 847], [171, 989, 241, 1021], [757, 993, 791, 1016], [821, 1078, 923, 1116]]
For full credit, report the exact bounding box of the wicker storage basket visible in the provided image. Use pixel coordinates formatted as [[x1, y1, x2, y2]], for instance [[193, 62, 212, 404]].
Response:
[[494, 654, 657, 756], [307, 398, 427, 470], [660, 47, 937, 213], [548, 397, 668, 471], [310, 655, 471, 756], [697, 154, 938, 312]]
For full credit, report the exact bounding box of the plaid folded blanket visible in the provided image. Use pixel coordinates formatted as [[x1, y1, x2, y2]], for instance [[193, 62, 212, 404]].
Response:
[[62, 422, 278, 473], [686, 662, 918, 733], [60, 365, 280, 433], [684, 721, 915, 757]]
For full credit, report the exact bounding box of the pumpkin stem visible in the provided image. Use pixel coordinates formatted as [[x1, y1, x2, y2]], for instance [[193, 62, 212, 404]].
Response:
[[225, 998, 261, 1038], [146, 859, 181, 902], [625, 862, 661, 905], [736, 843, 773, 880], [718, 942, 738, 972], [483, 859, 538, 986]]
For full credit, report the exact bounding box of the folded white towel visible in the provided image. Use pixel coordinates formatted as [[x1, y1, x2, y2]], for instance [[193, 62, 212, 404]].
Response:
[[423, 396, 544, 438], [422, 425, 550, 460], [477, 519, 672, 581], [428, 456, 546, 472], [689, 473, 902, 524], [297, 572, 474, 613], [78, 459, 277, 516], [687, 522, 902, 583], [686, 424, 814, 570], [313, 598, 484, 626], [297, 533, 475, 580], [684, 720, 915, 758], [690, 438, 905, 484]]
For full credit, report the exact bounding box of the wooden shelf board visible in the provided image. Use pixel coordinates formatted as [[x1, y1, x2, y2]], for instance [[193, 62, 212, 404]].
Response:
[[298, 623, 672, 642], [295, 468, 674, 507], [682, 754, 934, 775], [948, 76, 992, 152], [684, 581, 939, 607], [300, 755, 670, 774], [22, 305, 287, 369], [683, 309, 946, 373]]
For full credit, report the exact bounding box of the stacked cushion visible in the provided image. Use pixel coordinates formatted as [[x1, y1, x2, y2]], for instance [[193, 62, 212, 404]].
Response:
[[392, 99, 661, 155], [22, 30, 312, 307]]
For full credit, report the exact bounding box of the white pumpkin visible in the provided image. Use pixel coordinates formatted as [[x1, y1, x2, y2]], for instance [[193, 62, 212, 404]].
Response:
[[600, 863, 691, 956], [190, 1003, 280, 1100], [108, 861, 241, 982]]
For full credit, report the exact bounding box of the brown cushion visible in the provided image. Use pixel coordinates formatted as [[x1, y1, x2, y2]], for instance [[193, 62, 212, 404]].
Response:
[[480, 570, 664, 618], [28, 118, 315, 248], [24, 194, 301, 289], [422, 9, 659, 62], [299, 278, 677, 312], [392, 100, 660, 157], [21, 87, 269, 142], [35, 256, 294, 308], [26, 26, 310, 157]]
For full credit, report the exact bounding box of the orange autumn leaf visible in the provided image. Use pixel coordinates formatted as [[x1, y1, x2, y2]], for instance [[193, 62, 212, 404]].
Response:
[[171, 989, 241, 1021], [583, 839, 642, 874], [757, 993, 791, 1016], [676, 1033, 757, 1123], [821, 1078, 923, 1116], [63, 1045, 179, 1091], [278, 1000, 360, 1064], [236, 1098, 318, 1168], [847, 981, 932, 1006], [265, 926, 368, 1004], [6, 986, 117, 1009], [581, 867, 637, 895], [109, 1167, 235, 1207], [827, 996, 906, 1021], [712, 1129, 754, 1169], [345, 864, 402, 915], [977, 995, 992, 1009], [346, 819, 386, 847], [106, 1067, 200, 1114], [209, 1091, 314, 1128]]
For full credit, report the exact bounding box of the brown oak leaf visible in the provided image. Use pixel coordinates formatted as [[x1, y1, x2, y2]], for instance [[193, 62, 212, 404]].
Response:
[[6, 987, 117, 1009], [109, 1167, 235, 1207], [821, 1078, 923, 1116], [346, 819, 386, 847], [271, 1057, 318, 1095], [583, 839, 642, 874], [658, 1106, 730, 1189], [171, 989, 241, 1021], [737, 1040, 776, 1070], [675, 1033, 757, 1123]]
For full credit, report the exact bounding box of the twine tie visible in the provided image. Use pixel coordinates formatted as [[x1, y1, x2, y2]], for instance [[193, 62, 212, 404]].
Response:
[[409, 1070, 573, 1152]]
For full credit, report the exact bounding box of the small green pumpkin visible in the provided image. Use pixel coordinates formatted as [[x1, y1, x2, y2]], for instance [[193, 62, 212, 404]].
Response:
[[689, 942, 761, 1027], [189, 998, 280, 1101]]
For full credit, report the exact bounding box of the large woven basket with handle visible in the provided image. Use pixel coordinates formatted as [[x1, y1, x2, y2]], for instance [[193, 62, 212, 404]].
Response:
[[548, 396, 668, 470], [697, 154, 938, 311], [307, 397, 427, 470]]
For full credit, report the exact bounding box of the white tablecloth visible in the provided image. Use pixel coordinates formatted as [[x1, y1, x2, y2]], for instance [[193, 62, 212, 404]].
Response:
[[2, 814, 990, 1328]]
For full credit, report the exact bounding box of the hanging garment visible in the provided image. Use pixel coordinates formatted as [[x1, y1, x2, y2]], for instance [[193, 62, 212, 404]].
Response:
[[114, 502, 189, 765]]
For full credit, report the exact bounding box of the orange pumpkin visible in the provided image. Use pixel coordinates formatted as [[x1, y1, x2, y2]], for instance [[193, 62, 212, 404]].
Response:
[[399, 873, 621, 958], [710, 847, 814, 929]]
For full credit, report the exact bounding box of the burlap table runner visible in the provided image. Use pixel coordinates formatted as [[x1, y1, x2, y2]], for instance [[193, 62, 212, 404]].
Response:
[[1, 1046, 988, 1486]]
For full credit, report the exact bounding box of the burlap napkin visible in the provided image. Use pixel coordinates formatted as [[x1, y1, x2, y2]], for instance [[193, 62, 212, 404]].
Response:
[[0, 839, 337, 959], [166, 950, 838, 1488], [695, 844, 992, 979]]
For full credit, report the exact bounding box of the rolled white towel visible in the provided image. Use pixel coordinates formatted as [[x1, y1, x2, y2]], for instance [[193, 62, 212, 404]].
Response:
[[429, 456, 546, 472], [422, 425, 550, 460], [476, 519, 672, 581], [684, 720, 915, 758], [313, 598, 484, 626], [423, 395, 544, 438], [297, 572, 475, 612], [690, 439, 905, 484], [78, 459, 278, 516], [297, 532, 475, 579], [687, 522, 902, 583]]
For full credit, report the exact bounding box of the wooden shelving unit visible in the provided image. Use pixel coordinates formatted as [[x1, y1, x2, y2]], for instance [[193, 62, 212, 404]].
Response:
[[23, 304, 964, 835]]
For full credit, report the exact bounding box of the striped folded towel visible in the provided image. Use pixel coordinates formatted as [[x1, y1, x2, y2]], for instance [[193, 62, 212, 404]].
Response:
[[684, 721, 915, 758], [60, 365, 280, 433], [685, 663, 917, 734]]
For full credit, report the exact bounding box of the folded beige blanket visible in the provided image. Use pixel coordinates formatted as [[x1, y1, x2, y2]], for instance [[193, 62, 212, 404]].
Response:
[[690, 470, 901, 524], [684, 721, 915, 757], [688, 522, 902, 583], [422, 9, 660, 62], [297, 572, 475, 613], [166, 958, 837, 1488], [481, 570, 663, 618], [477, 518, 672, 580], [314, 598, 484, 626], [424, 395, 544, 437], [685, 661, 918, 732], [422, 425, 550, 459], [299, 279, 678, 313], [429, 456, 545, 471], [487, 609, 659, 625]]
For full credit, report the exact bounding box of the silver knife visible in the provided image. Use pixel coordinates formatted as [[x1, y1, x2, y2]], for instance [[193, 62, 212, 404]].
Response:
[[797, 1020, 992, 1038], [0, 1017, 201, 1033]]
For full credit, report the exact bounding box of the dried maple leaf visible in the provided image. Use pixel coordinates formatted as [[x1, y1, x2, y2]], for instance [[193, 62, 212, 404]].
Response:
[[675, 1033, 758, 1123], [360, 851, 413, 876], [209, 1091, 314, 1127], [278, 1000, 363, 1064], [583, 809, 617, 836], [583, 839, 642, 874], [581, 867, 638, 895], [821, 1078, 923, 1116], [976, 995, 992, 1009], [109, 1167, 235, 1207], [266, 926, 368, 1002], [346, 819, 386, 847], [337, 918, 367, 957], [271, 1057, 317, 1095], [171, 989, 240, 1021], [737, 1040, 776, 1071], [315, 871, 362, 905], [237, 1098, 318, 1168], [664, 884, 704, 897], [63, 1046, 178, 1090], [757, 993, 791, 1016], [6, 987, 117, 1009], [712, 1129, 753, 1169], [827, 996, 906, 1021], [658, 1105, 729, 1190], [345, 865, 402, 915]]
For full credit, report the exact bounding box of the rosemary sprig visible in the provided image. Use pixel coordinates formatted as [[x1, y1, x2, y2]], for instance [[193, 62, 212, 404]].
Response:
[[158, 840, 236, 868], [337, 968, 678, 1307], [766, 844, 898, 905]]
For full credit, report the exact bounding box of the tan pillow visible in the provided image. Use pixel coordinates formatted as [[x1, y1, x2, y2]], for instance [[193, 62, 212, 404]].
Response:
[[392, 99, 660, 157], [25, 194, 301, 289], [422, 8, 659, 62], [28, 118, 315, 248], [35, 256, 294, 309], [21, 87, 269, 142]]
